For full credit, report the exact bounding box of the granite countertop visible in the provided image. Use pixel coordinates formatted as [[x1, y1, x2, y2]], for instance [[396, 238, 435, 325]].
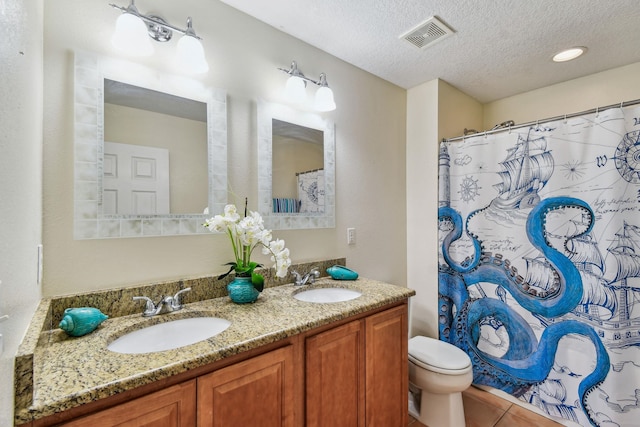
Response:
[[15, 276, 415, 425]]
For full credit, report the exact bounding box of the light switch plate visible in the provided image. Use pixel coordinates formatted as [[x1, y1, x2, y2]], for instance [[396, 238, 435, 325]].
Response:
[[347, 228, 356, 245]]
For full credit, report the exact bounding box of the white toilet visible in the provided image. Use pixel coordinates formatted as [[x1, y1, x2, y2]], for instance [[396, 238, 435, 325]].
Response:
[[408, 336, 473, 427]]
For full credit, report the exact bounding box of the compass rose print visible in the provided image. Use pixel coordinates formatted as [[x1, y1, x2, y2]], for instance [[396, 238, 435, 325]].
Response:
[[614, 130, 640, 183], [305, 181, 319, 203], [561, 160, 586, 180]]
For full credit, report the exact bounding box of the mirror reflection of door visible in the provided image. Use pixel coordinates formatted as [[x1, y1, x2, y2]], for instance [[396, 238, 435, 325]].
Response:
[[272, 119, 324, 213], [103, 141, 170, 215], [103, 79, 208, 215]]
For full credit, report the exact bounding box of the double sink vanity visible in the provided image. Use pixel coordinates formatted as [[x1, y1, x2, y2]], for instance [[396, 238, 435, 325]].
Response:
[[15, 259, 415, 426], [106, 286, 363, 354]]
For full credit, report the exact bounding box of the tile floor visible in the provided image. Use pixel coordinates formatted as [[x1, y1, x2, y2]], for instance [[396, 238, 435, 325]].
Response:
[[408, 386, 564, 427]]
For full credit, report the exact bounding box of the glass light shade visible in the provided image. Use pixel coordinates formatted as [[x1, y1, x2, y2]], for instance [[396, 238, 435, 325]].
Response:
[[315, 86, 336, 112], [284, 75, 307, 104], [177, 35, 209, 74], [111, 13, 154, 56]]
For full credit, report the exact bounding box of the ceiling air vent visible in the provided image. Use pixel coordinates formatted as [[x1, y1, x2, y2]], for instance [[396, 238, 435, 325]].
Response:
[[400, 16, 454, 49]]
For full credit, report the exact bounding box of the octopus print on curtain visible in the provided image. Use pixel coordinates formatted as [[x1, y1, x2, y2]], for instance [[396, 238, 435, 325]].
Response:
[[438, 104, 640, 427]]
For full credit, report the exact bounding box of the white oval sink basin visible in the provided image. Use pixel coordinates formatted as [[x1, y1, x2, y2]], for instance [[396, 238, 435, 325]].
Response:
[[108, 317, 231, 354], [294, 288, 362, 303]]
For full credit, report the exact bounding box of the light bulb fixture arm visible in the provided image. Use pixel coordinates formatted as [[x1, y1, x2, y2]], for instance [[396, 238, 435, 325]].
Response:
[[109, 2, 202, 40], [278, 61, 328, 87], [184, 17, 197, 38], [317, 73, 330, 88]]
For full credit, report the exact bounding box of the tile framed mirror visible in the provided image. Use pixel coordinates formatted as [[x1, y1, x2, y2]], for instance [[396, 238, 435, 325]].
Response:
[[257, 101, 335, 230], [73, 52, 228, 239]]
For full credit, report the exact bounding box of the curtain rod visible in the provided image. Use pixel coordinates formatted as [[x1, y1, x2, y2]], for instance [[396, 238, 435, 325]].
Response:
[[296, 168, 323, 176], [445, 98, 640, 143]]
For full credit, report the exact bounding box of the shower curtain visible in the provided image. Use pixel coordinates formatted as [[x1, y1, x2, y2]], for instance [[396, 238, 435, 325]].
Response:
[[297, 169, 325, 213], [438, 104, 640, 427]]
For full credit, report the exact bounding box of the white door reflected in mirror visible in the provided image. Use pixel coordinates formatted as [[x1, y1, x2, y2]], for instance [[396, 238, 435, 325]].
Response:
[[103, 141, 170, 215]]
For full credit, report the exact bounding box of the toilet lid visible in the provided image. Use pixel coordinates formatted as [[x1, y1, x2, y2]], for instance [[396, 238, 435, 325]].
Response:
[[408, 336, 471, 371]]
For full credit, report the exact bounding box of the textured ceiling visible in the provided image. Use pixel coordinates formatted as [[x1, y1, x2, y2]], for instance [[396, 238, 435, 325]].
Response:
[[219, 0, 640, 103]]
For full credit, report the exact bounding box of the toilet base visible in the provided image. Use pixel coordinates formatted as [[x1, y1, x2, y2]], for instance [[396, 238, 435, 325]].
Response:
[[411, 384, 467, 427], [408, 385, 420, 418]]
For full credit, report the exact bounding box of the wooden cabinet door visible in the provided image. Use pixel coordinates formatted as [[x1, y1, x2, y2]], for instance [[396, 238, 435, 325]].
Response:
[[197, 345, 295, 427], [60, 380, 196, 427], [306, 320, 365, 427], [365, 304, 408, 427]]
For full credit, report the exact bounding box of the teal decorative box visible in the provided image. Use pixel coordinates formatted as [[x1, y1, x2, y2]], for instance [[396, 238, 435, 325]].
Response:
[[326, 265, 359, 280], [59, 307, 108, 337]]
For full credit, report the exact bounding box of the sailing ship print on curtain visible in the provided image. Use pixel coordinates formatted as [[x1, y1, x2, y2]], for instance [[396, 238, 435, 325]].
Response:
[[438, 104, 640, 427]]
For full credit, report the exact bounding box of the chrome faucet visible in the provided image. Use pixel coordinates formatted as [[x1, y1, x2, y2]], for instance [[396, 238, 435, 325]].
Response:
[[292, 267, 320, 286], [133, 287, 191, 317]]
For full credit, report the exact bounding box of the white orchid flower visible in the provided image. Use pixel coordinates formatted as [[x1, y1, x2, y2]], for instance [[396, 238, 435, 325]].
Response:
[[204, 203, 291, 281]]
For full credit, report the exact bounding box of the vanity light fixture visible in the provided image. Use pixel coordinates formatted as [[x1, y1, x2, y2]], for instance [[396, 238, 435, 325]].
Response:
[[110, 0, 209, 73], [552, 46, 587, 62], [278, 61, 336, 112]]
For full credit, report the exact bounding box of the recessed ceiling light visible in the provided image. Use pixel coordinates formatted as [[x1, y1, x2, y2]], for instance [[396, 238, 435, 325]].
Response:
[[552, 47, 587, 62]]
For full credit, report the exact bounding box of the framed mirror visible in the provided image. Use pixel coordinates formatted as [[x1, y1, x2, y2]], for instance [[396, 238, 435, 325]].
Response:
[[257, 101, 335, 230], [73, 52, 227, 239]]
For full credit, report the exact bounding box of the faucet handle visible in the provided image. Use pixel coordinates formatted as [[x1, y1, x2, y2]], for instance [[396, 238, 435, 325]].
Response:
[[171, 287, 192, 310], [133, 296, 156, 316], [291, 270, 302, 285], [308, 267, 320, 284]]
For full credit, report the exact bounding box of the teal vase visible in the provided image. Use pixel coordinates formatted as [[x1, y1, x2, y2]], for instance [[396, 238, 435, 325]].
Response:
[[227, 276, 260, 304]]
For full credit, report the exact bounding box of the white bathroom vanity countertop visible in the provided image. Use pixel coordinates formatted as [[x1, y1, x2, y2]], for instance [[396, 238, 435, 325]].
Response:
[[14, 275, 414, 425]]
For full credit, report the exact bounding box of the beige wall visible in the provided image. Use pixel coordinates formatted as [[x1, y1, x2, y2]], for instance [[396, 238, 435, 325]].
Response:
[[43, 0, 407, 295], [484, 62, 640, 129], [438, 80, 483, 141], [406, 80, 439, 337], [406, 80, 482, 338], [0, 0, 44, 424]]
